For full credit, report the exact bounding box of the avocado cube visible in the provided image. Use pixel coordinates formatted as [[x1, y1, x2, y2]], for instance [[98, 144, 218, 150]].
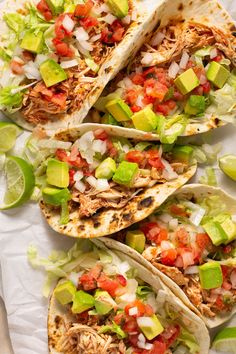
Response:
[[214, 214, 236, 244], [137, 315, 164, 340], [172, 146, 193, 164], [54, 280, 76, 305], [46, 158, 69, 188], [71, 290, 94, 314], [112, 161, 138, 187], [46, 0, 64, 15], [101, 113, 120, 126], [105, 0, 129, 18], [198, 262, 223, 290], [95, 157, 116, 179], [131, 106, 158, 132], [206, 61, 229, 88], [125, 230, 146, 253], [184, 95, 206, 115], [94, 290, 116, 315], [174, 69, 199, 95], [39, 59, 67, 87], [105, 99, 133, 122], [202, 221, 228, 246], [42, 187, 71, 206], [20, 30, 44, 54]]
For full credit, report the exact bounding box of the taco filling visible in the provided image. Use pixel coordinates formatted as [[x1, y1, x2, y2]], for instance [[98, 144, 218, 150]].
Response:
[[92, 21, 236, 142], [0, 0, 133, 125], [117, 193, 236, 318], [48, 245, 200, 354]]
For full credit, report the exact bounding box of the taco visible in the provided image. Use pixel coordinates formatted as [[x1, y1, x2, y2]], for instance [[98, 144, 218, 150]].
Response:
[[101, 184, 236, 327], [0, 0, 160, 132], [32, 125, 196, 237], [47, 239, 210, 353], [88, 0, 236, 142]]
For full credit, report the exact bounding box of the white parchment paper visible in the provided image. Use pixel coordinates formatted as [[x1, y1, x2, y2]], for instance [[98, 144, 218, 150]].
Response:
[[0, 1, 236, 353]]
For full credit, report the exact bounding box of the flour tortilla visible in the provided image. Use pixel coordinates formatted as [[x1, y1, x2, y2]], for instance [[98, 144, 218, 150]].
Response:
[[40, 125, 197, 238], [48, 240, 210, 354], [0, 0, 162, 134], [101, 184, 236, 328]]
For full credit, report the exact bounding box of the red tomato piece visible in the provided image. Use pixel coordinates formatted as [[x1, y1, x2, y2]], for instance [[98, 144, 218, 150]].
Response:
[[114, 312, 126, 325], [223, 244, 233, 254], [94, 129, 108, 140], [202, 81, 211, 94], [116, 274, 127, 287], [149, 341, 167, 354], [169, 204, 188, 217], [146, 82, 169, 102], [80, 16, 98, 29], [51, 92, 67, 108], [125, 89, 138, 106], [176, 227, 189, 246], [160, 324, 180, 348], [154, 103, 170, 116], [125, 150, 144, 164], [165, 99, 176, 110], [142, 94, 155, 105], [69, 169, 75, 186], [79, 273, 97, 290], [161, 248, 177, 266], [55, 149, 68, 162], [125, 299, 146, 317], [112, 27, 125, 42], [74, 0, 93, 18], [196, 233, 211, 251], [37, 0, 53, 21], [97, 274, 120, 297], [131, 73, 145, 86], [131, 105, 142, 112], [123, 317, 139, 334]]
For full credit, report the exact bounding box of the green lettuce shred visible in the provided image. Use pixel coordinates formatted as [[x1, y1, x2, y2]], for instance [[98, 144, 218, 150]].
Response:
[[99, 321, 127, 339], [3, 13, 25, 35], [177, 328, 200, 354], [0, 87, 24, 111], [199, 167, 217, 186], [157, 114, 187, 144]]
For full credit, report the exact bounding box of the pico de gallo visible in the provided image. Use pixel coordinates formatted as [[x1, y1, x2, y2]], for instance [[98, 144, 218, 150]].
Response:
[[49, 244, 200, 354], [93, 21, 236, 143], [0, 0, 133, 125], [117, 191, 236, 318]]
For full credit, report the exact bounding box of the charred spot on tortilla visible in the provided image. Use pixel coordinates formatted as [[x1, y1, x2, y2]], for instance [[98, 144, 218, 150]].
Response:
[[138, 196, 154, 209], [178, 3, 184, 11], [123, 212, 133, 221]]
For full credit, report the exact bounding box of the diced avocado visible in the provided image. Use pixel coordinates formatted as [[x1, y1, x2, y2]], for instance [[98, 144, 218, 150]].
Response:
[[54, 280, 76, 305], [94, 290, 117, 315], [174, 69, 199, 95], [172, 146, 193, 164], [95, 157, 116, 179], [71, 290, 94, 314], [64, 0, 76, 13], [112, 161, 138, 187], [214, 214, 236, 244], [20, 30, 44, 54], [105, 99, 133, 122], [202, 221, 228, 246], [46, 158, 69, 188], [105, 0, 128, 18], [131, 106, 158, 132], [39, 59, 67, 87], [46, 0, 64, 15], [42, 187, 71, 206], [101, 113, 120, 126], [206, 61, 230, 88], [198, 262, 223, 290], [184, 95, 206, 115], [125, 230, 146, 253], [94, 93, 120, 113], [137, 315, 164, 340]]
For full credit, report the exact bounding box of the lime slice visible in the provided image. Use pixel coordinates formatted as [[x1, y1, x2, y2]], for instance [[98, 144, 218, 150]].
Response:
[[0, 121, 22, 152], [219, 154, 236, 181], [0, 156, 35, 210], [212, 327, 236, 353]]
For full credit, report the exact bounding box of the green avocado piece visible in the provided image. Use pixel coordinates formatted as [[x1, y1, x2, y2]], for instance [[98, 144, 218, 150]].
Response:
[[184, 95, 206, 115], [101, 113, 120, 126], [137, 314, 164, 340], [198, 262, 223, 290], [214, 214, 236, 244], [174, 69, 199, 95], [131, 106, 158, 132], [206, 61, 230, 88], [105, 99, 133, 122], [46, 0, 64, 15], [54, 280, 76, 305], [202, 220, 228, 246], [95, 157, 116, 179], [172, 145, 193, 164], [112, 161, 138, 187], [42, 187, 71, 206], [94, 290, 117, 315], [125, 230, 146, 253], [20, 30, 44, 54], [40, 59, 67, 87], [46, 158, 69, 188], [105, 0, 129, 18], [72, 290, 95, 314]]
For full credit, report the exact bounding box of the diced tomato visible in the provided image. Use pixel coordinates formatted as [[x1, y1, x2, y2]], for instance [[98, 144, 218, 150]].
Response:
[[37, 0, 53, 21], [55, 149, 68, 162], [131, 105, 142, 112], [125, 150, 144, 164], [169, 204, 188, 217], [142, 94, 155, 105], [154, 103, 170, 116], [146, 82, 169, 102], [101, 28, 114, 44], [112, 27, 125, 42], [125, 299, 146, 317], [131, 73, 145, 86], [212, 54, 223, 62], [114, 312, 126, 325], [165, 99, 176, 110], [223, 244, 232, 254], [129, 334, 139, 347], [97, 274, 120, 297], [123, 316, 139, 334], [160, 324, 180, 348], [193, 85, 204, 96], [196, 233, 211, 251], [80, 16, 99, 29], [202, 81, 211, 94], [125, 89, 138, 106], [161, 248, 177, 266], [149, 341, 166, 354], [69, 169, 75, 186], [178, 248, 195, 269], [143, 67, 157, 79], [140, 222, 160, 241], [53, 39, 74, 57], [106, 138, 118, 158], [116, 274, 127, 287], [146, 150, 164, 170], [173, 90, 184, 101], [215, 295, 225, 310], [74, 0, 93, 18], [51, 92, 67, 108], [10, 60, 24, 75], [186, 60, 194, 69], [221, 265, 229, 278], [222, 280, 232, 290], [144, 78, 156, 88], [93, 129, 108, 140], [175, 227, 189, 246], [174, 255, 184, 268], [79, 273, 97, 290]]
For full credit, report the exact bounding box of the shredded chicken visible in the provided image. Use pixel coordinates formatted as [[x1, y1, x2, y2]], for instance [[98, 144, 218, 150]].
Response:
[[152, 262, 189, 286]]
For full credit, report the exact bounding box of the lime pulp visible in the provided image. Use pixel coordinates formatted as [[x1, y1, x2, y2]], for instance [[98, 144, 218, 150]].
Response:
[[0, 121, 22, 152], [219, 154, 236, 181], [212, 327, 236, 353]]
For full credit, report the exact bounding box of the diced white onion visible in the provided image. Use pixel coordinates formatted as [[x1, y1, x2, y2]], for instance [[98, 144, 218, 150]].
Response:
[[232, 215, 236, 222], [131, 9, 137, 21], [168, 61, 180, 79], [161, 159, 178, 180], [79, 40, 93, 52], [97, 3, 111, 13], [122, 144, 130, 153], [92, 139, 107, 154], [179, 51, 189, 69], [0, 69, 12, 87], [13, 56, 24, 65], [210, 48, 218, 59], [60, 59, 78, 69], [90, 34, 101, 42], [123, 77, 133, 89], [137, 341, 153, 350], [158, 213, 173, 223], [62, 15, 75, 32], [146, 293, 158, 312], [35, 54, 48, 66], [199, 74, 207, 85], [189, 208, 206, 226], [37, 139, 72, 149], [117, 261, 130, 275], [173, 345, 188, 354], [184, 266, 199, 275], [230, 270, 236, 289], [122, 15, 131, 25], [135, 66, 143, 74], [74, 27, 89, 41], [150, 32, 165, 46], [23, 61, 41, 80], [161, 240, 173, 250], [129, 307, 138, 316], [87, 175, 97, 188], [169, 218, 178, 230], [141, 52, 154, 65], [102, 13, 116, 24], [96, 178, 110, 191], [138, 333, 146, 343], [137, 317, 153, 328], [76, 131, 95, 164], [68, 272, 81, 286], [136, 95, 145, 108], [75, 180, 86, 193], [74, 171, 83, 181]]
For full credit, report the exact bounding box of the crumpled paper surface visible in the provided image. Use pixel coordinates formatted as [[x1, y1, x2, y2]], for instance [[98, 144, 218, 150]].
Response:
[[0, 1, 236, 353]]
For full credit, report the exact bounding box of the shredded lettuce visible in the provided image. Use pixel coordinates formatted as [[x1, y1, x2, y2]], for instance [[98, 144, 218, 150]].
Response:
[[0, 48, 11, 62], [199, 196, 227, 220], [60, 200, 70, 225], [99, 321, 127, 339], [177, 328, 200, 354], [199, 167, 217, 186], [3, 13, 25, 36], [0, 87, 24, 111], [85, 58, 99, 73], [192, 143, 221, 164], [157, 114, 187, 144], [136, 285, 153, 300]]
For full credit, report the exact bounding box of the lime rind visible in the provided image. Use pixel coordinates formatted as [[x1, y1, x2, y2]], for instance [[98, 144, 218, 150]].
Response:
[[212, 327, 236, 353]]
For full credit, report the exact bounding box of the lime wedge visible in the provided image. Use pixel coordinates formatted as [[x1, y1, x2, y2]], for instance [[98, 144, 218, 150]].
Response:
[[0, 121, 22, 152], [212, 327, 236, 353], [219, 154, 236, 181], [0, 156, 35, 210]]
